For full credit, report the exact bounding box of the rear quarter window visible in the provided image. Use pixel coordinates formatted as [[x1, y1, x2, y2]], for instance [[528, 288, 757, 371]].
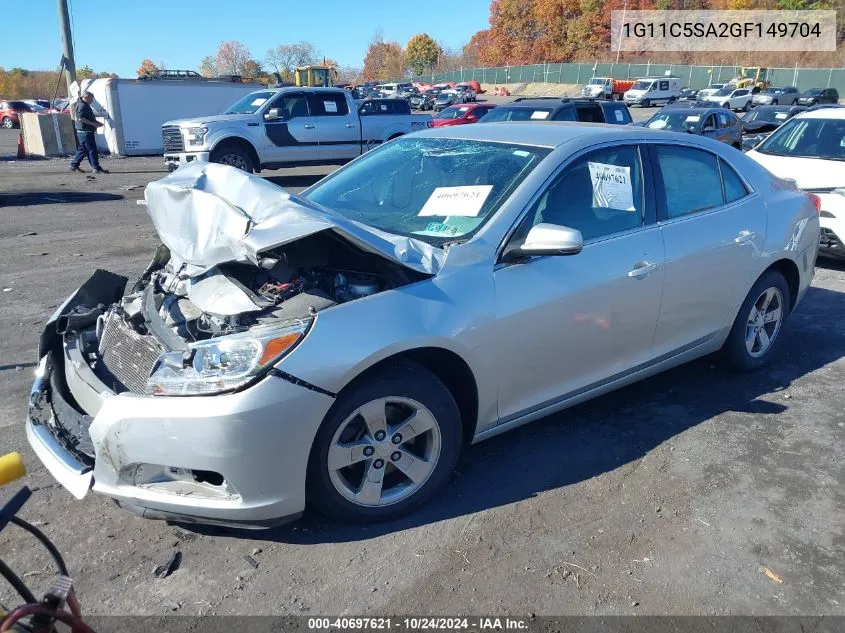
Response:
[[605, 104, 631, 124]]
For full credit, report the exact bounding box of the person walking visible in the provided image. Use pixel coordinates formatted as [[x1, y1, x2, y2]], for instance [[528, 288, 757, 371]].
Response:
[[70, 91, 108, 174]]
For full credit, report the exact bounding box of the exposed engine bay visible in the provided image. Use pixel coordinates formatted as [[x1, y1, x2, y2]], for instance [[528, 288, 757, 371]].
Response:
[[59, 231, 426, 396], [126, 230, 416, 343]]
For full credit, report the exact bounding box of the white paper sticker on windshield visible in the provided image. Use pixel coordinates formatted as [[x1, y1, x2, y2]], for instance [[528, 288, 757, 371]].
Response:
[[380, 104, 387, 111], [419, 185, 494, 217], [513, 150, 530, 157], [530, 111, 550, 120], [775, 112, 788, 120], [251, 98, 268, 107], [685, 115, 701, 123], [614, 110, 624, 122], [323, 100, 338, 113], [588, 162, 635, 212], [648, 119, 668, 129]]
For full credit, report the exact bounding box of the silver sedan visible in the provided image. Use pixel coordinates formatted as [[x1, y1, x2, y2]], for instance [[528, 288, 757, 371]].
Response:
[[27, 123, 820, 526]]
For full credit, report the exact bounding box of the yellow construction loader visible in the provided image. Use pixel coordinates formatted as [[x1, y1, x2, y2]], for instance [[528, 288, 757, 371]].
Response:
[[295, 65, 338, 88]]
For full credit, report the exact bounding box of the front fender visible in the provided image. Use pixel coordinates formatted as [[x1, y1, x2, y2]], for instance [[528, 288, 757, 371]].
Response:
[[204, 126, 262, 156]]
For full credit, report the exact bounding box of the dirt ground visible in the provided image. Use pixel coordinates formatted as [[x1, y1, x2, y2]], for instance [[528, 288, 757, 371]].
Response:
[[0, 126, 843, 620]]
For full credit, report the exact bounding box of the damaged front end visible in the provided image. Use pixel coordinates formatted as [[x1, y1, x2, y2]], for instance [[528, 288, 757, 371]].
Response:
[[26, 162, 433, 525]]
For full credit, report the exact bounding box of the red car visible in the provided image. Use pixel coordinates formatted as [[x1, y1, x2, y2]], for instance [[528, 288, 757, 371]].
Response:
[[429, 103, 496, 127], [0, 100, 39, 128]]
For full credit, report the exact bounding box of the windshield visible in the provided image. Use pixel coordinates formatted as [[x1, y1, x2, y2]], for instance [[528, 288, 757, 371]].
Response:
[[713, 88, 732, 96], [743, 108, 790, 123], [631, 81, 652, 90], [435, 94, 453, 102], [481, 107, 553, 122], [434, 106, 469, 120], [756, 117, 845, 161], [304, 138, 550, 245], [589, 78, 605, 85], [225, 91, 275, 114], [645, 111, 703, 132], [763, 88, 782, 94], [802, 89, 823, 96]]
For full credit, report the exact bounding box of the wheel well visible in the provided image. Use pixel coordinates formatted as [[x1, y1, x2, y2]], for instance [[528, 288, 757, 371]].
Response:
[[353, 348, 479, 444], [211, 137, 259, 167], [766, 259, 800, 311]]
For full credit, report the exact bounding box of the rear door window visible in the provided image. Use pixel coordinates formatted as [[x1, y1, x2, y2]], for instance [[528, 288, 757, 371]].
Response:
[[653, 145, 723, 219], [310, 92, 349, 116], [605, 104, 631, 124], [717, 112, 733, 128], [720, 159, 750, 203], [551, 106, 576, 121], [575, 103, 604, 123]]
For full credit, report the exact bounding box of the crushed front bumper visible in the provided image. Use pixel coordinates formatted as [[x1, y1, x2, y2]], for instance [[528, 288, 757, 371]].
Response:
[[26, 276, 335, 528], [164, 151, 210, 171]]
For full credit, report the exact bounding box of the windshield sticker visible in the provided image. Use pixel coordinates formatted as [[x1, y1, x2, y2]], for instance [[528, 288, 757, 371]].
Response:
[[323, 100, 338, 113], [380, 104, 388, 111], [419, 185, 494, 217], [685, 115, 701, 123], [614, 110, 624, 122], [418, 221, 461, 236], [588, 162, 635, 212], [513, 150, 530, 157], [251, 98, 268, 106], [775, 112, 788, 120], [530, 111, 550, 120], [648, 119, 668, 129]]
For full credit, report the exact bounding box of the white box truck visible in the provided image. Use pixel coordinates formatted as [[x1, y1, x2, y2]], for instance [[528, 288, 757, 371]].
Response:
[[70, 77, 264, 156]]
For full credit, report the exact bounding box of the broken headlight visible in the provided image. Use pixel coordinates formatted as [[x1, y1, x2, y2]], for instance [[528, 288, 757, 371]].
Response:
[[145, 320, 309, 396]]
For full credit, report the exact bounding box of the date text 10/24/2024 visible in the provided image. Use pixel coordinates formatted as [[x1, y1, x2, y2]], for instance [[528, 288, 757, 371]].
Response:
[[308, 617, 530, 630]]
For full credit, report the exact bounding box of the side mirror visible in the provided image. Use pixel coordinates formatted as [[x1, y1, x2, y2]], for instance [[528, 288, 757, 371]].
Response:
[[505, 223, 584, 260], [264, 108, 285, 121]]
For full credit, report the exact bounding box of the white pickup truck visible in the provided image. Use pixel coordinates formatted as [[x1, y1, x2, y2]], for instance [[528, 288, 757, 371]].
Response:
[[162, 86, 432, 173]]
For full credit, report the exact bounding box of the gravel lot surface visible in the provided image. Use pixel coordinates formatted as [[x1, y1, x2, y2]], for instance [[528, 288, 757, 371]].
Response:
[[0, 114, 843, 620]]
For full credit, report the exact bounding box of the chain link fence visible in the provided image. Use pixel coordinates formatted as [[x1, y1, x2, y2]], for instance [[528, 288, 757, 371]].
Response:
[[412, 63, 845, 93]]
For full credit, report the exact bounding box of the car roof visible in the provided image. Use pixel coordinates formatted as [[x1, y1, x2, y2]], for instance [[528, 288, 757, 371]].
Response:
[[793, 107, 845, 120], [413, 120, 720, 148], [751, 104, 803, 111], [660, 105, 726, 114], [496, 98, 624, 108]]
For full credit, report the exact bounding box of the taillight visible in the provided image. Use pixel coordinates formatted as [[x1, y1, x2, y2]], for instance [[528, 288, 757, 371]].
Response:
[[807, 193, 822, 213]]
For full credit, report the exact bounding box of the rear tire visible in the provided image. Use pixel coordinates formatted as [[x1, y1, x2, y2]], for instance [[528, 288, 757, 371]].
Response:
[[210, 143, 254, 174], [722, 102, 731, 109], [771, 99, 778, 105], [642, 99, 651, 108], [306, 361, 463, 523], [2, 116, 13, 129], [721, 270, 790, 372], [743, 101, 751, 112]]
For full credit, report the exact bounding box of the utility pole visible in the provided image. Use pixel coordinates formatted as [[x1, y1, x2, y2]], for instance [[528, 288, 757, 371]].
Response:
[[615, 0, 628, 65], [58, 0, 76, 93]]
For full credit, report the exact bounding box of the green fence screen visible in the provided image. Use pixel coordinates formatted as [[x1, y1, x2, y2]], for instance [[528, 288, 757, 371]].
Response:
[[411, 64, 845, 94]]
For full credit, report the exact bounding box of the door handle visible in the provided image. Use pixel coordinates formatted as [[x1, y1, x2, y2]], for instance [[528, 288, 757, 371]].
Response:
[[628, 261, 658, 278], [735, 230, 756, 244], [345, 123, 356, 128], [303, 124, 315, 129]]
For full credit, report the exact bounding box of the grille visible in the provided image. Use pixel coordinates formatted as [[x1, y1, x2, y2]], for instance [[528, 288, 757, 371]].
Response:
[[162, 125, 184, 153], [98, 311, 165, 394]]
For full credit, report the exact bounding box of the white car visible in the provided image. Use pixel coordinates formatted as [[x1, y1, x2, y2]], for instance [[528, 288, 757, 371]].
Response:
[[696, 84, 726, 100], [455, 83, 476, 102], [746, 108, 845, 259], [703, 87, 754, 112]]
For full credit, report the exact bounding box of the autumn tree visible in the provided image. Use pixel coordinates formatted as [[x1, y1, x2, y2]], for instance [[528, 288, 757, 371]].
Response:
[[405, 34, 442, 75], [215, 40, 252, 75], [265, 41, 320, 80], [198, 56, 217, 77], [363, 32, 406, 81], [76, 65, 96, 79], [136, 59, 158, 78], [240, 59, 262, 78]]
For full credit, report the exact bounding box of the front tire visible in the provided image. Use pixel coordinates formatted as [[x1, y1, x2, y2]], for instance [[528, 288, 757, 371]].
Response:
[[307, 361, 463, 523], [2, 116, 13, 129], [722, 102, 731, 109], [743, 101, 751, 112], [721, 270, 790, 372], [641, 99, 651, 108], [210, 143, 254, 173]]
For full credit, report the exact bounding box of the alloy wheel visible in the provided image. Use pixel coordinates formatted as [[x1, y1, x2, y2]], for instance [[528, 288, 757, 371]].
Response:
[[745, 287, 784, 358], [219, 152, 248, 171], [2, 117, 12, 129], [327, 396, 442, 507]]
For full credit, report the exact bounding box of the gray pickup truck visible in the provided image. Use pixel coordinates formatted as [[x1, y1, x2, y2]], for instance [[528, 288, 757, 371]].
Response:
[[163, 87, 432, 173]]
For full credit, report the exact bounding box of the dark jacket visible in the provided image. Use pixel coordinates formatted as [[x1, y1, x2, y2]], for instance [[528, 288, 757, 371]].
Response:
[[74, 101, 97, 131]]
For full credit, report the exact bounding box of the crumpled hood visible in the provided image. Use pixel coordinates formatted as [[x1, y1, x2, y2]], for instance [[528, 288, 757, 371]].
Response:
[[144, 162, 443, 277], [162, 113, 257, 128]]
